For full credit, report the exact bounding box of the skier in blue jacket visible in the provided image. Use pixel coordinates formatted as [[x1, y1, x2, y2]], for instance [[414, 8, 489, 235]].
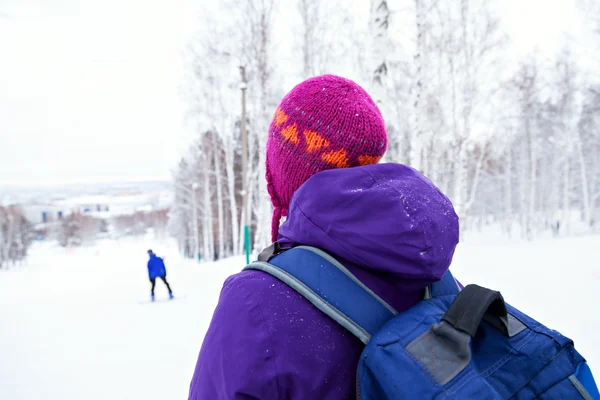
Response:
[[147, 249, 173, 301]]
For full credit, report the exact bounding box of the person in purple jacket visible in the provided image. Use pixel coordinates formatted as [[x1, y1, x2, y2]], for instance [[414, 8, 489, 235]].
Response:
[[189, 75, 459, 399]]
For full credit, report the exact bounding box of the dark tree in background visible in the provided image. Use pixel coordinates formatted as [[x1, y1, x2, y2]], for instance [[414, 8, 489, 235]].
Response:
[[0, 206, 32, 268]]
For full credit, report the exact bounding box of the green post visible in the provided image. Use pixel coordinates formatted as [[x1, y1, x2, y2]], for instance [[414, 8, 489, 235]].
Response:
[[244, 225, 251, 264]]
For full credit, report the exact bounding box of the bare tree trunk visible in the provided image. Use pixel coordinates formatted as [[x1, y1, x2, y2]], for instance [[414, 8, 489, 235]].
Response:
[[411, 0, 424, 171], [213, 131, 225, 259], [574, 135, 591, 226], [370, 0, 390, 107], [447, 5, 463, 216], [449, 51, 464, 220], [452, 145, 467, 219], [298, 0, 317, 77], [464, 144, 487, 213], [548, 146, 560, 233], [248, 0, 274, 254], [200, 151, 214, 262], [519, 140, 528, 239], [504, 145, 513, 236], [591, 147, 600, 227], [526, 115, 536, 240], [239, 207, 247, 255], [224, 137, 240, 255], [438, 152, 452, 196], [562, 155, 571, 235], [246, 126, 257, 253]]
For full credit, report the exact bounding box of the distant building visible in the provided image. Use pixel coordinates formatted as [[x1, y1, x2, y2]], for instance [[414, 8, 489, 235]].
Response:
[[18, 192, 173, 226], [20, 203, 66, 225]]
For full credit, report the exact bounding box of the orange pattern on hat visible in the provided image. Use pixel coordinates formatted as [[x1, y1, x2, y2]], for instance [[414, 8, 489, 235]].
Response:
[[322, 149, 349, 168], [358, 155, 382, 166], [281, 123, 299, 144], [274, 108, 288, 127], [304, 130, 330, 153]]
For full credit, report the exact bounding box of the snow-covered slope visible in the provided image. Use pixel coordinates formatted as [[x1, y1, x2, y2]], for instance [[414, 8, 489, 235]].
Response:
[[0, 238, 241, 399], [0, 235, 598, 399]]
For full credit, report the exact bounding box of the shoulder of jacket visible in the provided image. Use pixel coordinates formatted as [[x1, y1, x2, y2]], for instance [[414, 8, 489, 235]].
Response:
[[223, 269, 284, 294]]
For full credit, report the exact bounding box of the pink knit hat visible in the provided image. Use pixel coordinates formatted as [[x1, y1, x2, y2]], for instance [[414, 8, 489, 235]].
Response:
[[266, 74, 388, 241]]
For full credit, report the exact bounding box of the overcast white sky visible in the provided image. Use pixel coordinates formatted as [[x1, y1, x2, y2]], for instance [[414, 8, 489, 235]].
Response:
[[0, 0, 590, 186], [0, 0, 199, 185]]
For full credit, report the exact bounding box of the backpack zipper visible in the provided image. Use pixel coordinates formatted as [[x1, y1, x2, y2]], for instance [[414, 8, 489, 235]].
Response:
[[356, 367, 362, 400], [356, 352, 369, 399]]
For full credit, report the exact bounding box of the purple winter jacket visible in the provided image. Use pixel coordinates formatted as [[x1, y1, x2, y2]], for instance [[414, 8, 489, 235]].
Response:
[[189, 163, 459, 399]]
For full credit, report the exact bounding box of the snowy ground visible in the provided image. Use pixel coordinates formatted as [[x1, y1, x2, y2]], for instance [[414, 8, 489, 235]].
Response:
[[1, 234, 599, 399], [0, 238, 242, 399]]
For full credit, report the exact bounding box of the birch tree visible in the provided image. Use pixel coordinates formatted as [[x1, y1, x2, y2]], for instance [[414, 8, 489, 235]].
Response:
[[238, 0, 276, 253], [514, 61, 540, 240], [370, 0, 391, 107], [172, 0, 600, 254], [298, 0, 319, 78], [0, 206, 31, 267], [559, 54, 590, 228], [579, 85, 600, 227], [448, 0, 506, 223], [168, 158, 195, 258]]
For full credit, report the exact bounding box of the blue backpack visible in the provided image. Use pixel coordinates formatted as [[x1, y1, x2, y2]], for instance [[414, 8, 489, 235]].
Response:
[[245, 245, 600, 399]]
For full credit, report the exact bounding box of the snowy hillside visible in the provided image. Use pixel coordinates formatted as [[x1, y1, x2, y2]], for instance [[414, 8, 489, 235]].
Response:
[[0, 238, 241, 399], [0, 235, 598, 399]]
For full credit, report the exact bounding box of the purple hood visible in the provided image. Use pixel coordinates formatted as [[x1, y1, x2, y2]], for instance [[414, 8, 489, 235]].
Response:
[[189, 164, 459, 399], [278, 163, 459, 310]]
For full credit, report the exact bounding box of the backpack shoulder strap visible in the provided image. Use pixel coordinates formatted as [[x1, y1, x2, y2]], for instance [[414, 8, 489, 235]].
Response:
[[424, 270, 461, 299], [244, 246, 397, 344]]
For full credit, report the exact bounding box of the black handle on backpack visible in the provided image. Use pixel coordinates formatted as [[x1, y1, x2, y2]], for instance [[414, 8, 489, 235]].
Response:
[[442, 284, 508, 338]]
